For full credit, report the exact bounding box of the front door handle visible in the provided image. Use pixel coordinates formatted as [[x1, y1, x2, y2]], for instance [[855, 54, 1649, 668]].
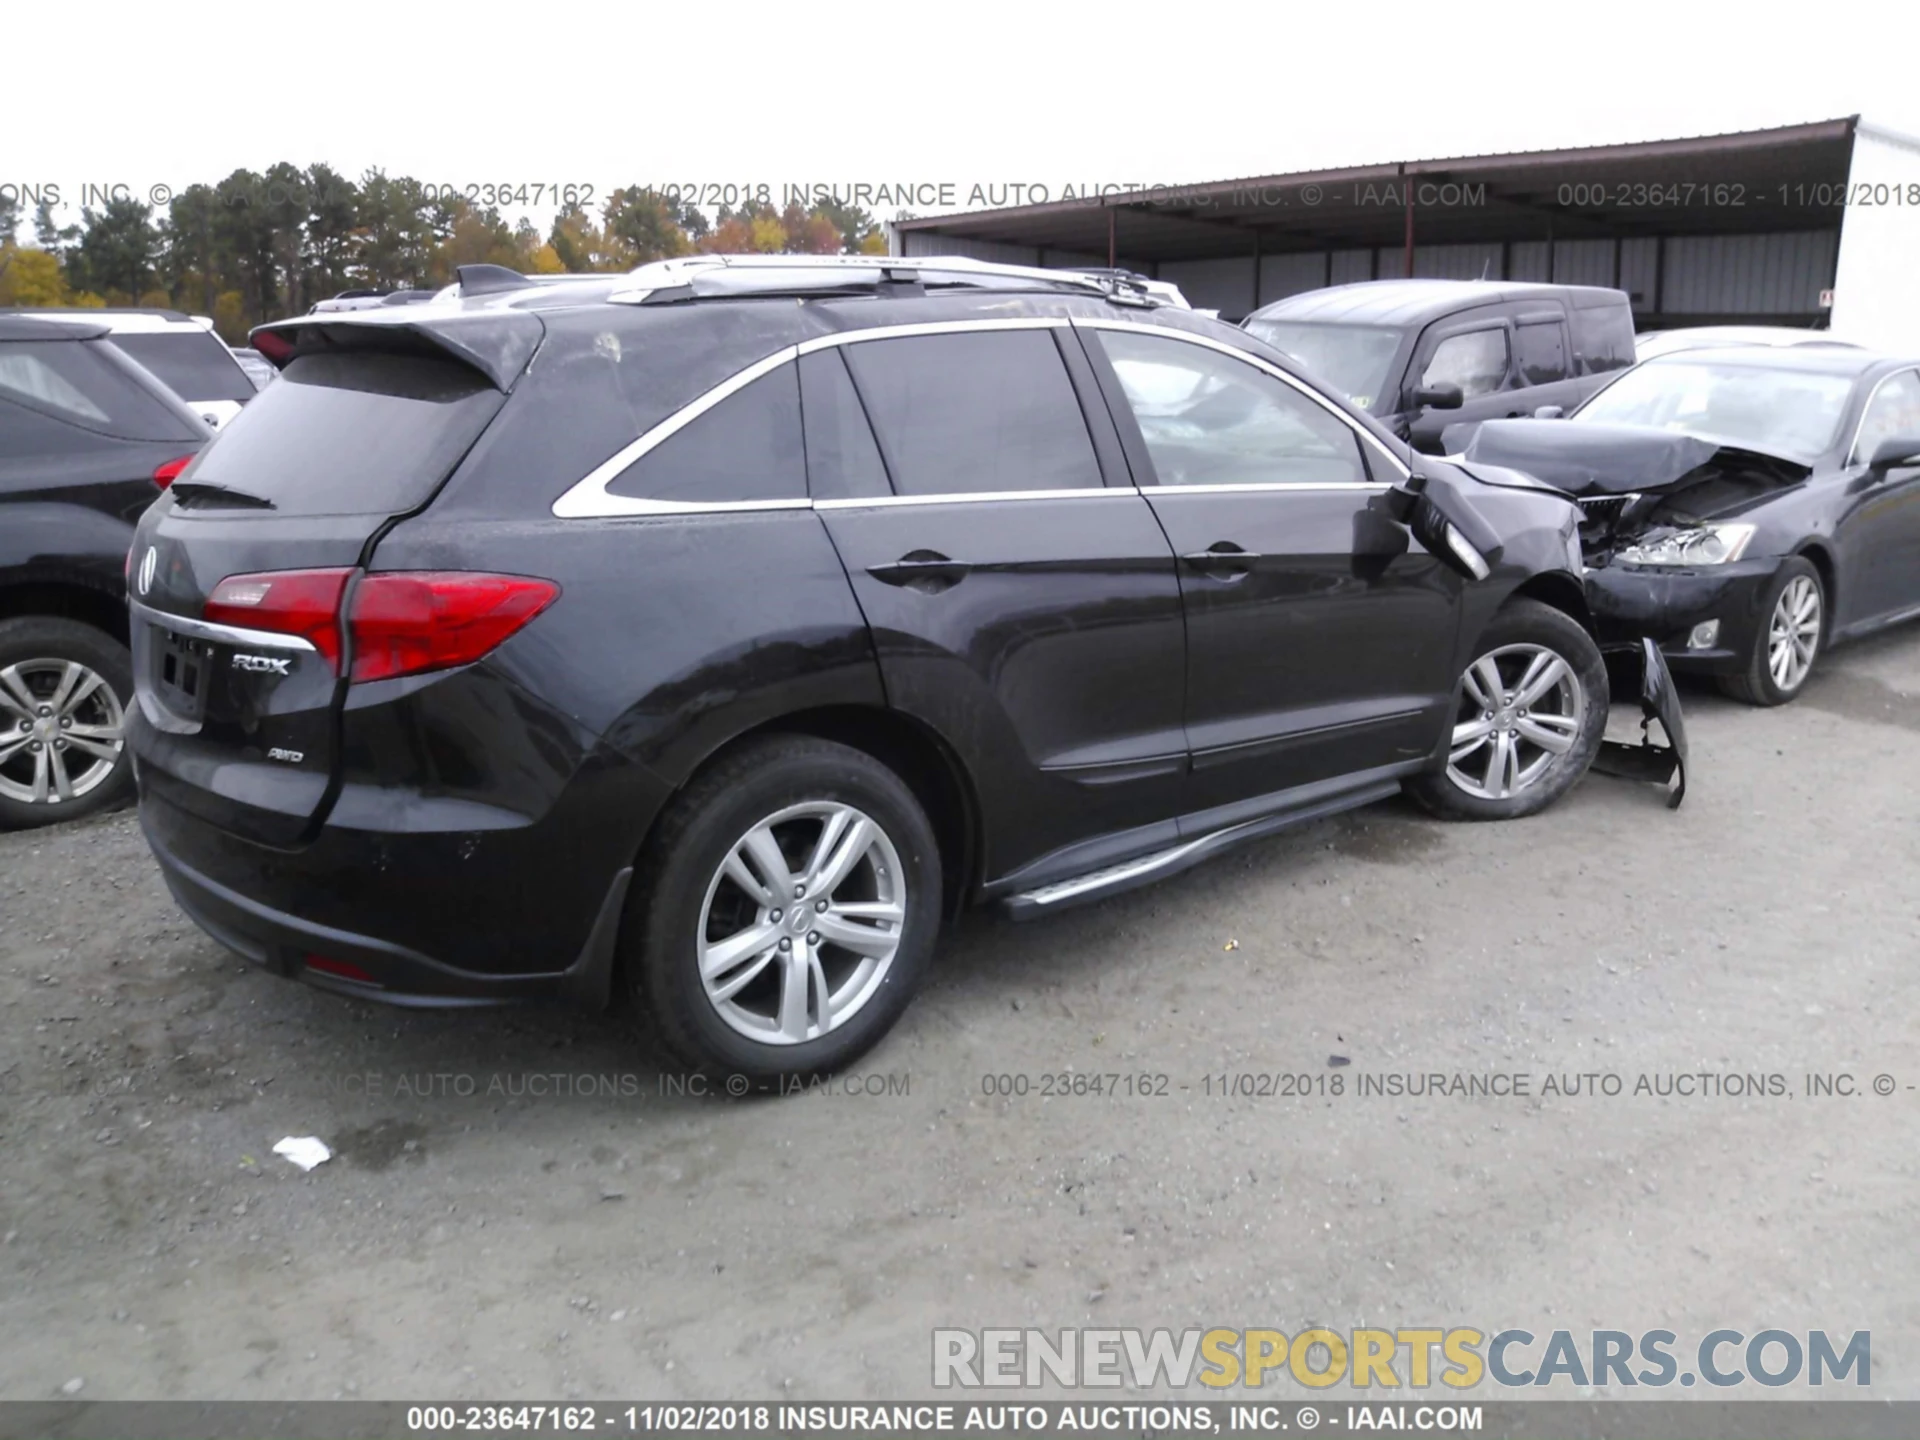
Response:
[[1181, 543, 1262, 577], [868, 550, 971, 593]]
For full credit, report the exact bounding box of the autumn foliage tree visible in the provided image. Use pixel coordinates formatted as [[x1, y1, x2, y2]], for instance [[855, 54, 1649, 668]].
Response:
[[3, 167, 891, 341]]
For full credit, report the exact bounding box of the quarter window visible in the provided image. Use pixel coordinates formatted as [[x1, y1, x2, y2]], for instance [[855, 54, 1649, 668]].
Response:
[[1094, 329, 1369, 488], [1853, 369, 1920, 466], [606, 362, 806, 504], [840, 330, 1102, 496], [1421, 329, 1510, 399]]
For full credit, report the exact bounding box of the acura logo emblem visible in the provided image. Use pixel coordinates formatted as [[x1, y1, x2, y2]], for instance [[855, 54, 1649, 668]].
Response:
[[136, 547, 158, 597]]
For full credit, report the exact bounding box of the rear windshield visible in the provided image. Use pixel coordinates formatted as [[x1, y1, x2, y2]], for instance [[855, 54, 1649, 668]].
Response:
[[184, 352, 505, 516], [1241, 320, 1401, 412], [109, 331, 258, 403], [0, 338, 208, 442]]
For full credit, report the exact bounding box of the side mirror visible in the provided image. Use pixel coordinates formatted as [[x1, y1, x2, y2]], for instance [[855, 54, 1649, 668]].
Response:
[[1414, 383, 1464, 411], [1532, 405, 1565, 420], [1867, 434, 1920, 473], [1383, 473, 1493, 582]]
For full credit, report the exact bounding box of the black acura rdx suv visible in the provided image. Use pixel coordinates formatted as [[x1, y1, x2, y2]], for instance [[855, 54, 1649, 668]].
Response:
[[125, 256, 1680, 1081]]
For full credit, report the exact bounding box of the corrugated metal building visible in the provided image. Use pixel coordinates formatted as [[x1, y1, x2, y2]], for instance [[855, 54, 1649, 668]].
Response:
[[891, 118, 1915, 336]]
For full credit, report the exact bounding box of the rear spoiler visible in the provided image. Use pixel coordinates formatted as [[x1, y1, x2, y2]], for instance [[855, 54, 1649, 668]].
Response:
[[248, 308, 545, 391]]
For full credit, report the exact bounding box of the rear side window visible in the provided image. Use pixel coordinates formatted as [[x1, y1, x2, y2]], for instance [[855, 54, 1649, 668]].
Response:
[[1514, 321, 1568, 385], [186, 351, 504, 516], [841, 330, 1101, 496], [109, 331, 256, 403], [1422, 329, 1510, 399], [799, 349, 890, 501], [0, 339, 204, 442], [1570, 302, 1636, 374], [606, 363, 804, 504]]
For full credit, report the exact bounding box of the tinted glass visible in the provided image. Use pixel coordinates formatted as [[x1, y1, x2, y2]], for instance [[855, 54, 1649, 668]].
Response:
[[186, 352, 505, 515], [1096, 329, 1368, 488], [0, 339, 203, 441], [799, 349, 890, 500], [1852, 369, 1920, 465], [607, 363, 804, 504], [1422, 329, 1509, 399], [1241, 320, 1400, 412], [1514, 322, 1568, 385], [109, 332, 256, 402], [1573, 359, 1855, 462], [842, 330, 1101, 496], [1571, 303, 1636, 373], [0, 396, 111, 458]]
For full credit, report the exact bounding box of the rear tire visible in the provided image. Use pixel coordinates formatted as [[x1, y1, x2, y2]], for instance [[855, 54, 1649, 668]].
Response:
[[0, 618, 135, 831], [1716, 557, 1823, 707], [1408, 599, 1607, 822], [624, 735, 941, 1087]]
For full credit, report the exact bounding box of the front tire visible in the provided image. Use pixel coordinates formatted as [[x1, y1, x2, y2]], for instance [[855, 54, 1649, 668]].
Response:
[[0, 617, 134, 831], [1717, 557, 1823, 707], [625, 735, 941, 1086], [1408, 599, 1607, 822]]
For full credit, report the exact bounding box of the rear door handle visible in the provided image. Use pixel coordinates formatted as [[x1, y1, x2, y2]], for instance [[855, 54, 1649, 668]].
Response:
[[1181, 543, 1262, 575], [868, 550, 971, 591]]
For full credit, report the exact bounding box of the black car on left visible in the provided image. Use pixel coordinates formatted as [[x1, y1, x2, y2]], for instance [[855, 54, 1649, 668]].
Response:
[[1450, 345, 1920, 705]]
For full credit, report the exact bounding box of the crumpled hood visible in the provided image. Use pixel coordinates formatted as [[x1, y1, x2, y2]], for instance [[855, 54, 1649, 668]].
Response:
[[1443, 419, 1809, 495]]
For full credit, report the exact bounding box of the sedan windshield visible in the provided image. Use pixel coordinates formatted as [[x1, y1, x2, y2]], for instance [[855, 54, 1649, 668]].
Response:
[[1242, 320, 1400, 412], [1574, 358, 1855, 462]]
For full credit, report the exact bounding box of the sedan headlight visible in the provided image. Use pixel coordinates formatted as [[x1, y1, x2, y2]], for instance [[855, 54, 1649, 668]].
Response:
[[1616, 522, 1756, 567]]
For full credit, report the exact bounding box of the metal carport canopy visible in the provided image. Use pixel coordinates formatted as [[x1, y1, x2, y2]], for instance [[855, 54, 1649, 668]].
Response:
[[890, 118, 1858, 266]]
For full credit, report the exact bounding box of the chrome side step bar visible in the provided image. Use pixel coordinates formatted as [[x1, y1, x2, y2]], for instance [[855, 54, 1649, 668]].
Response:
[[1001, 779, 1403, 921]]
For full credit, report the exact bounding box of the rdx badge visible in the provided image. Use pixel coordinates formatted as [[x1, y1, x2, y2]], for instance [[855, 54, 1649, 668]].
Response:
[[231, 654, 292, 675]]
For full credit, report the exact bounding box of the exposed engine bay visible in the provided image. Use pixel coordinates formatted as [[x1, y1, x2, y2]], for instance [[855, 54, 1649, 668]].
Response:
[[1442, 419, 1809, 563]]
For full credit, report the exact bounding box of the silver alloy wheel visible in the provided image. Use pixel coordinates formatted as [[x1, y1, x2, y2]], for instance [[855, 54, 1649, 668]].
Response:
[[0, 659, 126, 807], [1445, 643, 1586, 802], [1767, 574, 1821, 693], [697, 801, 906, 1045]]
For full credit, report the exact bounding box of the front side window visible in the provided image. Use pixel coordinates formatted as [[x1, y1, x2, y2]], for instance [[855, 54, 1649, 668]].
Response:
[[607, 363, 805, 505], [1852, 370, 1920, 466], [1094, 329, 1368, 488], [840, 329, 1101, 496], [1514, 321, 1569, 385], [1421, 328, 1510, 399]]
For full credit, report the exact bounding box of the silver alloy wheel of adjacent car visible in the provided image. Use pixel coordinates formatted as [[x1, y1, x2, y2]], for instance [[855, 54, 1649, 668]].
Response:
[[0, 659, 126, 808], [1445, 643, 1586, 802], [1767, 573, 1822, 693], [697, 801, 907, 1045]]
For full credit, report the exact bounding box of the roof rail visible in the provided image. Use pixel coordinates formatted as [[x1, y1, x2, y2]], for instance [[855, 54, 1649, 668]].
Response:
[[604, 254, 1166, 307]]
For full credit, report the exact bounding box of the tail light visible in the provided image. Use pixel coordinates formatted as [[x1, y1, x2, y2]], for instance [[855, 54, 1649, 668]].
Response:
[[205, 569, 354, 669], [347, 572, 559, 683], [201, 568, 557, 682], [152, 454, 196, 489]]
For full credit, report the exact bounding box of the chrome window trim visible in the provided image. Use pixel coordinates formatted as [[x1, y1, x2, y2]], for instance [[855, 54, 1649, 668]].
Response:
[[1072, 316, 1413, 481], [551, 318, 1078, 519], [1139, 482, 1389, 496], [816, 486, 1131, 511], [130, 600, 318, 653], [1846, 365, 1920, 468]]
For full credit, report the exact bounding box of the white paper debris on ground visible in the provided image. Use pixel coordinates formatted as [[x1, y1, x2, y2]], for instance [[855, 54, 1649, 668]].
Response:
[[272, 1136, 332, 1171]]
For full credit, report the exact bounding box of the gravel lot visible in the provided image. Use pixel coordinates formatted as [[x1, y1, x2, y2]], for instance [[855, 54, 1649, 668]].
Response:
[[2, 633, 1918, 1402]]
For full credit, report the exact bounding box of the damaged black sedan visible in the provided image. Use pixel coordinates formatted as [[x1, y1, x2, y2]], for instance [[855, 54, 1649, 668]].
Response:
[[1450, 346, 1920, 705]]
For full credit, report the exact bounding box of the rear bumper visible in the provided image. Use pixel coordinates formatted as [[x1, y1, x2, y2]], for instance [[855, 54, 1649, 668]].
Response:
[[1584, 557, 1779, 676], [138, 778, 643, 1010]]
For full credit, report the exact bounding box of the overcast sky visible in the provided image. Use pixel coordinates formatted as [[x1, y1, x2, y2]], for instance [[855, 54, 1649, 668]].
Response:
[[11, 0, 1919, 233]]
